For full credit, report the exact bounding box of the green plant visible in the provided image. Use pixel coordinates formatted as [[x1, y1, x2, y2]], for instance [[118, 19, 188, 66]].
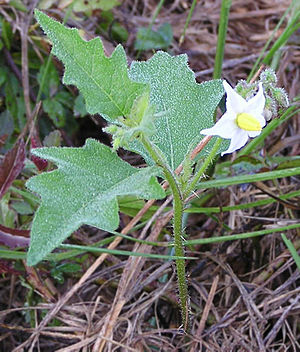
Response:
[[22, 10, 299, 331]]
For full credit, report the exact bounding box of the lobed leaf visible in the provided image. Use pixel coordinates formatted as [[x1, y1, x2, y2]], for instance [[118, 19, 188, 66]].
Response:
[[195, 167, 300, 189], [34, 10, 147, 121], [129, 52, 226, 169], [35, 11, 227, 170], [26, 139, 165, 265]]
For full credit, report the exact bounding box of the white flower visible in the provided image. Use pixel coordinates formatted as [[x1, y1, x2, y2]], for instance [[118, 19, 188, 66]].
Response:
[[201, 80, 266, 155]]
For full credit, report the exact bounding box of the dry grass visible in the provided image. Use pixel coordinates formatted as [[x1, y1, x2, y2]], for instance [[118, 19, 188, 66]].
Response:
[[0, 0, 299, 351]]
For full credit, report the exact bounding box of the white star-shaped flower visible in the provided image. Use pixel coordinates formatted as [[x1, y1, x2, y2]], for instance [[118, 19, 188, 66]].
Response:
[[201, 80, 266, 155]]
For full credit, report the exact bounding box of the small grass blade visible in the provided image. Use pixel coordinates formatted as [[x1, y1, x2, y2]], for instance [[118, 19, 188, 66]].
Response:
[[179, 0, 198, 46], [60, 244, 194, 260], [281, 233, 300, 271], [196, 167, 300, 190], [248, 0, 300, 81], [213, 0, 232, 79], [186, 190, 300, 214], [185, 223, 300, 245]]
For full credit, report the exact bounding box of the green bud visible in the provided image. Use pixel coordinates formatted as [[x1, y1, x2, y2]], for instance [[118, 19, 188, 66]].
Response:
[[259, 68, 277, 86], [103, 90, 158, 149], [235, 80, 256, 100], [263, 95, 277, 121], [129, 90, 150, 125], [112, 137, 121, 150], [270, 87, 289, 108], [104, 125, 119, 134], [257, 68, 289, 120]]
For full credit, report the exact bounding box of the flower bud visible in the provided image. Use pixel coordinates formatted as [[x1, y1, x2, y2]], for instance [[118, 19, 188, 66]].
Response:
[[270, 87, 289, 108], [259, 68, 277, 86], [263, 95, 277, 121], [235, 80, 256, 100], [104, 125, 118, 134]]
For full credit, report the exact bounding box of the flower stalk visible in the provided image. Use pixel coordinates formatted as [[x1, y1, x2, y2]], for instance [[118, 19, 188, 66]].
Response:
[[184, 137, 222, 199]]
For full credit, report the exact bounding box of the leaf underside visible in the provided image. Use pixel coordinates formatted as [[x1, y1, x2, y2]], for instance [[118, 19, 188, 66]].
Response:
[[26, 139, 165, 265]]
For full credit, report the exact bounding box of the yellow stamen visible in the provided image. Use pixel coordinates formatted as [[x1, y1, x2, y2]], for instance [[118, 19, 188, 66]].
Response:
[[236, 113, 262, 131]]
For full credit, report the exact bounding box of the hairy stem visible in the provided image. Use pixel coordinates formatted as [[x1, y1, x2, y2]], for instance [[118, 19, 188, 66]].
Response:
[[140, 134, 190, 329]]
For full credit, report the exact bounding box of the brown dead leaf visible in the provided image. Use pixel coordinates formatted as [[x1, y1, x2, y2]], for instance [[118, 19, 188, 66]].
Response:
[[0, 139, 26, 200]]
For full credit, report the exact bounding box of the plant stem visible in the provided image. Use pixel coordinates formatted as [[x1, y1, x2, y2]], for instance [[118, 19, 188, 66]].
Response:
[[184, 138, 222, 199], [262, 15, 300, 66], [213, 0, 232, 80], [149, 0, 165, 28], [140, 134, 190, 330], [140, 135, 181, 198]]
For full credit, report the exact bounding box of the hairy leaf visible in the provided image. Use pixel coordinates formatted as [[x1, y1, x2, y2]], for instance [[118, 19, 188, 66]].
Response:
[[26, 139, 165, 265], [35, 10, 146, 121], [35, 12, 227, 169], [129, 52, 226, 169]]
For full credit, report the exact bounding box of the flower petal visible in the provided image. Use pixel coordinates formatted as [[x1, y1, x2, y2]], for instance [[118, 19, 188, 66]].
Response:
[[200, 113, 239, 139], [247, 130, 262, 138], [221, 129, 249, 155], [201, 81, 267, 156], [254, 113, 266, 128], [223, 80, 247, 114], [245, 83, 266, 116]]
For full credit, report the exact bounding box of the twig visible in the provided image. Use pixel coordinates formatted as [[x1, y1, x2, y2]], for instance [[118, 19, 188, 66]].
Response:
[[3, 48, 37, 102], [195, 54, 259, 77], [253, 240, 300, 285], [224, 263, 266, 352], [263, 295, 300, 347], [190, 275, 219, 352], [249, 64, 265, 84], [20, 12, 32, 119]]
